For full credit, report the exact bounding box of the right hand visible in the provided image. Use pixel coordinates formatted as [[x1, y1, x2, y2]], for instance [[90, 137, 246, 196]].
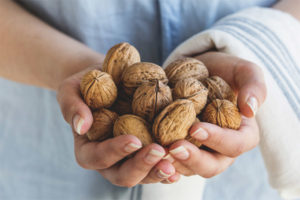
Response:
[[56, 67, 180, 187]]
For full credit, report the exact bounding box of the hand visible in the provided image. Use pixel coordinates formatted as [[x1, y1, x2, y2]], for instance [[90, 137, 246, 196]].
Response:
[[165, 52, 266, 178], [56, 67, 179, 187]]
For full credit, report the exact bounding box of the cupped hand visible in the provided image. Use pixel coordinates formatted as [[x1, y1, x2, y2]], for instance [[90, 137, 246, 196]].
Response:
[[56, 67, 179, 187], [165, 52, 266, 178]]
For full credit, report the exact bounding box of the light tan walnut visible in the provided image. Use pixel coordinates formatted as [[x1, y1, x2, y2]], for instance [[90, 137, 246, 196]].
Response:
[[113, 114, 153, 146], [153, 99, 196, 146], [201, 99, 242, 130], [164, 58, 209, 87], [87, 109, 118, 141], [102, 42, 141, 85], [80, 70, 117, 109], [173, 78, 208, 115]]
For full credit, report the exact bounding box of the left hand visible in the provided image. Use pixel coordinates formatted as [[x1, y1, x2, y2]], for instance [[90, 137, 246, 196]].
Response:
[[162, 51, 266, 180]]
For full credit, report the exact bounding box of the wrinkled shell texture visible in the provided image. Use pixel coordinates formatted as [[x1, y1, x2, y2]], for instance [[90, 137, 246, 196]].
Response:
[[87, 109, 119, 141], [164, 58, 209, 87], [80, 70, 117, 109], [202, 99, 241, 130], [102, 42, 141, 84], [132, 81, 172, 122], [121, 62, 168, 95], [173, 78, 208, 115], [153, 99, 196, 146], [203, 76, 237, 105], [113, 114, 153, 146]]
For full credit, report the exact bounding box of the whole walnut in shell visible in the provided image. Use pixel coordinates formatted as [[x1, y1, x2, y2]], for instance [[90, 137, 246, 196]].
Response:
[[153, 99, 196, 146], [102, 42, 141, 85], [203, 76, 237, 105], [164, 58, 209, 87], [80, 70, 117, 109], [202, 99, 241, 130], [87, 109, 118, 141], [121, 62, 168, 96], [173, 78, 208, 115], [113, 114, 153, 146], [132, 80, 172, 122]]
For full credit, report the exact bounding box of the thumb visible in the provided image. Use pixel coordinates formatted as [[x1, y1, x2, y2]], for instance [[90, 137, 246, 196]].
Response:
[[234, 60, 267, 117], [57, 77, 93, 135]]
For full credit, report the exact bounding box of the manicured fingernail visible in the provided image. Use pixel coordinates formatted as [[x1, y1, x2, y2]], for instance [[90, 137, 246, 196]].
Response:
[[169, 146, 189, 160], [162, 154, 175, 163], [124, 143, 142, 153], [247, 97, 258, 116], [157, 170, 171, 179], [73, 115, 84, 135], [190, 127, 208, 140], [144, 149, 165, 164]]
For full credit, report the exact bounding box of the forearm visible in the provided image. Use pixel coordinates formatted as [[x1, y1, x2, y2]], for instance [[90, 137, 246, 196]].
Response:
[[273, 0, 300, 21], [0, 0, 104, 90]]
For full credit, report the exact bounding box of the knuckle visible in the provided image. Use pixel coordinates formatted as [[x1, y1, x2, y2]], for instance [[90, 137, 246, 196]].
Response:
[[230, 142, 245, 157], [202, 169, 218, 178], [75, 156, 90, 170], [114, 177, 137, 188], [97, 158, 111, 169]]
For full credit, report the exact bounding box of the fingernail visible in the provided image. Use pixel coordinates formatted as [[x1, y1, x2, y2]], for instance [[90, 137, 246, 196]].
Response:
[[124, 143, 142, 153], [73, 115, 84, 135], [144, 149, 165, 164], [169, 146, 189, 160], [190, 127, 208, 141], [247, 96, 258, 116], [157, 170, 171, 179], [162, 154, 175, 163]]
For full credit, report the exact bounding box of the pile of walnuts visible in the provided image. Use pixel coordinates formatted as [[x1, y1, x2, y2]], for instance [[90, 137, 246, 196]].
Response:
[[80, 42, 242, 147]]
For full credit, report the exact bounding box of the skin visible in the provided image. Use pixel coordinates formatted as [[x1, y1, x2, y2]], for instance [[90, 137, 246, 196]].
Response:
[[0, 0, 299, 187]]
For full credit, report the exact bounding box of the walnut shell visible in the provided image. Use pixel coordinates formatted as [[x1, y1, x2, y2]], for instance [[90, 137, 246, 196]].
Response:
[[173, 78, 208, 115], [203, 76, 237, 105], [132, 80, 172, 122], [80, 70, 117, 109], [153, 99, 196, 146], [102, 42, 141, 85], [113, 114, 153, 146], [121, 62, 168, 96], [185, 118, 202, 147], [201, 99, 242, 130], [87, 109, 119, 141], [164, 58, 209, 87]]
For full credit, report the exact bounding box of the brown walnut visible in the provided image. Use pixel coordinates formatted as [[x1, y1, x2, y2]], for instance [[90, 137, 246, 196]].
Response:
[[132, 80, 172, 122], [113, 114, 153, 146], [87, 109, 118, 141], [203, 76, 237, 105], [164, 58, 209, 87], [153, 99, 196, 146], [102, 42, 141, 85], [80, 70, 117, 109], [201, 99, 242, 130], [173, 78, 208, 115], [121, 62, 168, 96]]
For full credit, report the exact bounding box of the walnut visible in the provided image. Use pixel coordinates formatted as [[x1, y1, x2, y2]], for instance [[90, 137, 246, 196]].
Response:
[[164, 58, 209, 87], [80, 70, 117, 109], [153, 99, 196, 146], [121, 62, 168, 96], [132, 80, 172, 122], [201, 99, 242, 130], [203, 76, 237, 105], [87, 109, 118, 141], [113, 114, 153, 146], [173, 78, 208, 115], [111, 89, 133, 115], [102, 42, 141, 85]]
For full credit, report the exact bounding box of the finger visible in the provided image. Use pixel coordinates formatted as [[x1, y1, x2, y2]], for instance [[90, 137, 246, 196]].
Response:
[[169, 140, 234, 178], [233, 59, 267, 117], [56, 75, 93, 135], [75, 134, 142, 170], [189, 119, 259, 157], [161, 172, 181, 184], [100, 143, 165, 187], [140, 160, 176, 184]]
